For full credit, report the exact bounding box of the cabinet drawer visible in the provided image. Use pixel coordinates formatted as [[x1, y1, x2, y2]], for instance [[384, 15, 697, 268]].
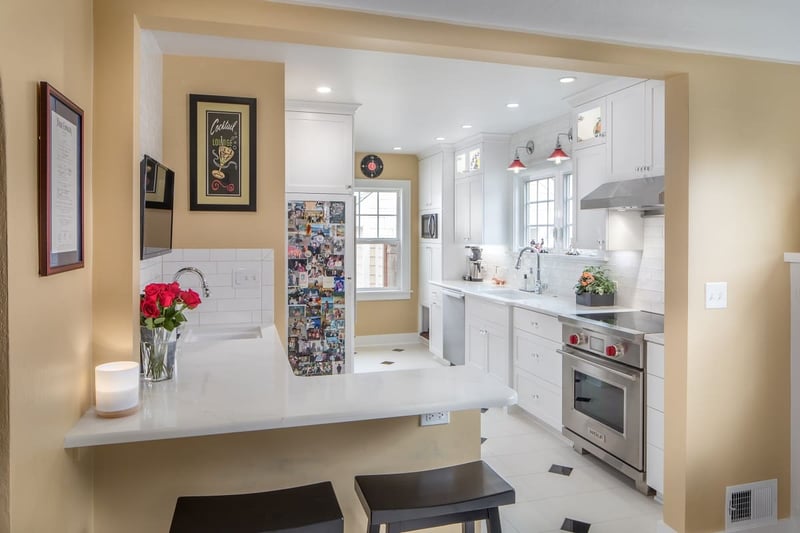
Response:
[[515, 370, 562, 431], [647, 342, 665, 378], [646, 443, 664, 494], [467, 297, 509, 328], [647, 374, 665, 412], [513, 307, 561, 342], [647, 406, 664, 448], [514, 330, 562, 387]]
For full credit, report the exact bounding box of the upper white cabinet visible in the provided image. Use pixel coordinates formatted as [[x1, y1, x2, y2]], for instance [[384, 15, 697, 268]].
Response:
[[285, 101, 359, 193], [573, 144, 608, 250], [607, 80, 665, 179], [572, 97, 607, 150], [453, 135, 511, 246], [419, 151, 443, 210]]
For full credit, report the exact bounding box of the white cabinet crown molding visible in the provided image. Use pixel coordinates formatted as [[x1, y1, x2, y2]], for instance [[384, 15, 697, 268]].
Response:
[[285, 99, 361, 115], [564, 78, 647, 108], [453, 132, 511, 151]]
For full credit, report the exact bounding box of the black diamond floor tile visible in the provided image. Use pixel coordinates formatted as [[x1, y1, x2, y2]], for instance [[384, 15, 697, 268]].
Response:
[[380, 361, 395, 365], [480, 437, 487, 444], [391, 348, 405, 352], [561, 517, 591, 533], [548, 464, 574, 476]]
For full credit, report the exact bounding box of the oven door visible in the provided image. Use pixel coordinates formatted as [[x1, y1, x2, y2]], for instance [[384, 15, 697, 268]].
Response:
[[560, 347, 644, 470]]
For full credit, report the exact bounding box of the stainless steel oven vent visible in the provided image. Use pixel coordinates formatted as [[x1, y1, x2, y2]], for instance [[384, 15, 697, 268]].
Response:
[[725, 479, 777, 531]]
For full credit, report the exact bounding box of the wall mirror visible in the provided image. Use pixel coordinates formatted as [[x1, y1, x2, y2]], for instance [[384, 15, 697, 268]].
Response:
[[140, 155, 175, 259]]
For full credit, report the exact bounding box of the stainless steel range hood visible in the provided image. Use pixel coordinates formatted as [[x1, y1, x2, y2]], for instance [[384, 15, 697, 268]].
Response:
[[580, 175, 664, 212]]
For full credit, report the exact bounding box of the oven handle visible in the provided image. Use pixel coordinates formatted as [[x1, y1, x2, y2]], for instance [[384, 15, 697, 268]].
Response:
[[557, 348, 639, 382]]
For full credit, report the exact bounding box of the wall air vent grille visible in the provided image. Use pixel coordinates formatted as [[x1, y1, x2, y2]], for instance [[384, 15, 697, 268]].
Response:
[[725, 479, 777, 531]]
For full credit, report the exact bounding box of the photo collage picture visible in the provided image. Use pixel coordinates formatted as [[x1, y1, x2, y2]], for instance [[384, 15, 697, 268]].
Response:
[[287, 200, 347, 376]]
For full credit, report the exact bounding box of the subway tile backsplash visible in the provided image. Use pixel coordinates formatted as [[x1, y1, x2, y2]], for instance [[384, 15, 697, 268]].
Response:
[[138, 248, 275, 327]]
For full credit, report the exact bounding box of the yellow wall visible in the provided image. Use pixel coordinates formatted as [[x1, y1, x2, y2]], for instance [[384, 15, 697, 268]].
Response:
[[0, 0, 95, 531], [0, 70, 8, 533], [93, 411, 480, 533], [162, 54, 286, 337], [354, 152, 420, 337]]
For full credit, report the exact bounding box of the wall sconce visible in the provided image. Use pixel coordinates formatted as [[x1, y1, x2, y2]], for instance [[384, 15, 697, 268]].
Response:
[[95, 361, 140, 418], [547, 128, 573, 165], [507, 140, 535, 173]]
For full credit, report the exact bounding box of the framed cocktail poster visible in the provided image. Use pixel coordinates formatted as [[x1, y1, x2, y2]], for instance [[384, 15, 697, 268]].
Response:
[[188, 94, 257, 211], [37, 81, 84, 276]]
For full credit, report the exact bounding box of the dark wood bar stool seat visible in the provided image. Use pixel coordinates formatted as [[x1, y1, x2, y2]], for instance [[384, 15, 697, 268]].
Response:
[[169, 481, 343, 533], [354, 460, 515, 533]]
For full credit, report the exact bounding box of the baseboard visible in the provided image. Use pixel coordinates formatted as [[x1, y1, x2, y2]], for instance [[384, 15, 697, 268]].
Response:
[[355, 333, 422, 348], [656, 517, 798, 533]]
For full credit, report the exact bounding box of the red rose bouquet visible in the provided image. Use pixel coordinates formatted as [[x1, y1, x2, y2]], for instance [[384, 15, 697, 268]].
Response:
[[140, 282, 202, 331]]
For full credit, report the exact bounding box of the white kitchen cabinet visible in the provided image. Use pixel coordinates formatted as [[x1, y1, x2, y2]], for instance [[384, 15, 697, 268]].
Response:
[[572, 97, 606, 150], [573, 143, 608, 250], [607, 81, 665, 180], [429, 287, 443, 357], [419, 152, 443, 210], [453, 135, 511, 246], [285, 103, 358, 193], [465, 296, 511, 386], [646, 340, 665, 501], [513, 307, 563, 431], [419, 243, 441, 307]]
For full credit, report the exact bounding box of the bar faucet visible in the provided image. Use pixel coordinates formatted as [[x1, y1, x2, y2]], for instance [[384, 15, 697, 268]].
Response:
[[173, 267, 211, 298], [515, 244, 544, 294]]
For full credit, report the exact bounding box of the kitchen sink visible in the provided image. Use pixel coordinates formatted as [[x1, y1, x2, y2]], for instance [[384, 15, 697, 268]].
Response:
[[484, 288, 556, 301], [181, 325, 263, 343]]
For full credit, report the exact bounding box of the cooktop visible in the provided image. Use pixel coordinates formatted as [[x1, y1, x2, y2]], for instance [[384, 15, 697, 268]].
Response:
[[573, 311, 664, 335]]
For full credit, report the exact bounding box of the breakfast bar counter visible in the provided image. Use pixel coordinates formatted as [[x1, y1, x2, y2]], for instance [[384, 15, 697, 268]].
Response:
[[65, 325, 517, 448]]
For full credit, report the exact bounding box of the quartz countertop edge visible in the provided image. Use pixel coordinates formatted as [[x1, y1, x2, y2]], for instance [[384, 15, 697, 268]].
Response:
[[644, 333, 665, 344], [64, 326, 517, 449], [431, 279, 636, 317]]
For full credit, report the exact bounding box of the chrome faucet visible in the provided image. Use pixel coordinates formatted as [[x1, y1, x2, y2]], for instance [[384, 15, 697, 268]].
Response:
[[515, 244, 544, 294], [173, 267, 211, 298]]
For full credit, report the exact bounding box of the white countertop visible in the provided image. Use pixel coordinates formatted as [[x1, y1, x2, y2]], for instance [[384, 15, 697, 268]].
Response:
[[432, 279, 634, 317], [645, 333, 665, 344], [64, 326, 517, 448]]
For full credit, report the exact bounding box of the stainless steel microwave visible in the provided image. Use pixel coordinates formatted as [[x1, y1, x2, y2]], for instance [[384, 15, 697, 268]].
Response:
[[421, 213, 438, 240]]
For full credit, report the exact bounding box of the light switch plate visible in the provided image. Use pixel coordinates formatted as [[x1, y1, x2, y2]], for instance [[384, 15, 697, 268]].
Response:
[[705, 281, 727, 309], [234, 267, 259, 288]]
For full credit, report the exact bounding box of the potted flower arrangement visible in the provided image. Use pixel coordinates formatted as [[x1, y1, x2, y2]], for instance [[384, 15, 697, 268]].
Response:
[[140, 282, 202, 381], [574, 266, 616, 306]]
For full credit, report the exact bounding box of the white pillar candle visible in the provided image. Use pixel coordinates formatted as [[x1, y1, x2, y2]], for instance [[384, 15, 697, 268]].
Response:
[[95, 361, 140, 418]]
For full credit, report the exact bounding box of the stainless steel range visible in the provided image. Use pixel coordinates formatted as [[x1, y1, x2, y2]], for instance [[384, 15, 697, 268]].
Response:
[[558, 311, 664, 494]]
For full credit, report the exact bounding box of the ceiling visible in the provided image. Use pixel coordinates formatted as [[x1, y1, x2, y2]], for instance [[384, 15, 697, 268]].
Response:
[[272, 0, 800, 64], [152, 31, 629, 155]]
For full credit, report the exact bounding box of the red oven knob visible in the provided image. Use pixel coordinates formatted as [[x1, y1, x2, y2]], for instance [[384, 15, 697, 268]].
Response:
[[568, 334, 580, 345], [605, 344, 624, 357]]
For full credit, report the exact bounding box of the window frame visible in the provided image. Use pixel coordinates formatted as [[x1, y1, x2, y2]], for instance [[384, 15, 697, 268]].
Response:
[[514, 163, 574, 252], [354, 178, 411, 301]]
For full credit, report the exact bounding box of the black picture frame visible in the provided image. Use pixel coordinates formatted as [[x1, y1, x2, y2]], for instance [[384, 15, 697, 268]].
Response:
[[37, 81, 84, 276], [140, 155, 175, 259], [141, 155, 175, 209], [188, 94, 257, 211]]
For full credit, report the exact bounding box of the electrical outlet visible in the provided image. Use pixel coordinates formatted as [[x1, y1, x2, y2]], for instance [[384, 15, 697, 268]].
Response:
[[420, 411, 450, 426], [234, 267, 259, 288]]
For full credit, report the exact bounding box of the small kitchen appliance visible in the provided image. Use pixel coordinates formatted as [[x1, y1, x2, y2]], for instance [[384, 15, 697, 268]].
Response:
[[558, 310, 664, 494], [464, 246, 484, 281], [420, 213, 438, 240]]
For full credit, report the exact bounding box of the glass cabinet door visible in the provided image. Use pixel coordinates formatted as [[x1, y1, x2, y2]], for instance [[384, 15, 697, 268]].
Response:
[[573, 98, 606, 149]]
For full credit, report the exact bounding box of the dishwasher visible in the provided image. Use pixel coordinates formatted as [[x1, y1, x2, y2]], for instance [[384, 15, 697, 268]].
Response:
[[441, 288, 465, 365]]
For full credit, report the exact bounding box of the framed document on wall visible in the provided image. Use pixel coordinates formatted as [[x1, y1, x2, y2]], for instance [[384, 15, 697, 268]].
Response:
[[37, 81, 84, 276], [188, 94, 257, 211]]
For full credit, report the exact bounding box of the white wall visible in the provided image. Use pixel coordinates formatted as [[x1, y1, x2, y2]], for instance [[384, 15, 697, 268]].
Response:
[[139, 30, 163, 161]]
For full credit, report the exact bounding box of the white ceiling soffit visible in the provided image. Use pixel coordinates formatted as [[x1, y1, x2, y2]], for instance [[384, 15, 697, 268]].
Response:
[[270, 0, 800, 65], [152, 31, 628, 155]]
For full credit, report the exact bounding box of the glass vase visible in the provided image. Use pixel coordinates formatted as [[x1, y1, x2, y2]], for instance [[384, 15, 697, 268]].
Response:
[[140, 327, 177, 382]]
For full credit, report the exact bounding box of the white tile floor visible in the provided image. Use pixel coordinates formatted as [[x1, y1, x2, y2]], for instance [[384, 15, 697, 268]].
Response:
[[354, 343, 663, 533]]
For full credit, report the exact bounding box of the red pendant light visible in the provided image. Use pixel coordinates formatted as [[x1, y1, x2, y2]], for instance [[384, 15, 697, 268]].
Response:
[[507, 140, 534, 174], [547, 129, 573, 165]]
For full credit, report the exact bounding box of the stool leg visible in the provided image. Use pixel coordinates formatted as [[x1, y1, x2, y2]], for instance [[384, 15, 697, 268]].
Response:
[[462, 521, 475, 533], [485, 507, 502, 533]]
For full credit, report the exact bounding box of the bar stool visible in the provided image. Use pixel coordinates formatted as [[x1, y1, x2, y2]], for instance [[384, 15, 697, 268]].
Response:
[[354, 461, 515, 533], [169, 481, 343, 533]]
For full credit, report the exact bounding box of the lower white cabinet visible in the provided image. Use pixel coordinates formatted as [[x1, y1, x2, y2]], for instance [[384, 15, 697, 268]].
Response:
[[646, 341, 665, 499], [465, 296, 511, 386], [429, 287, 443, 357], [512, 307, 563, 431]]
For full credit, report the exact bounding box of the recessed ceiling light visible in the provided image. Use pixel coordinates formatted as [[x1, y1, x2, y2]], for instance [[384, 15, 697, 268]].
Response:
[[316, 86, 332, 94], [461, 124, 473, 129], [392, 146, 402, 151], [435, 136, 445, 141], [559, 76, 577, 84], [506, 103, 520, 109]]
